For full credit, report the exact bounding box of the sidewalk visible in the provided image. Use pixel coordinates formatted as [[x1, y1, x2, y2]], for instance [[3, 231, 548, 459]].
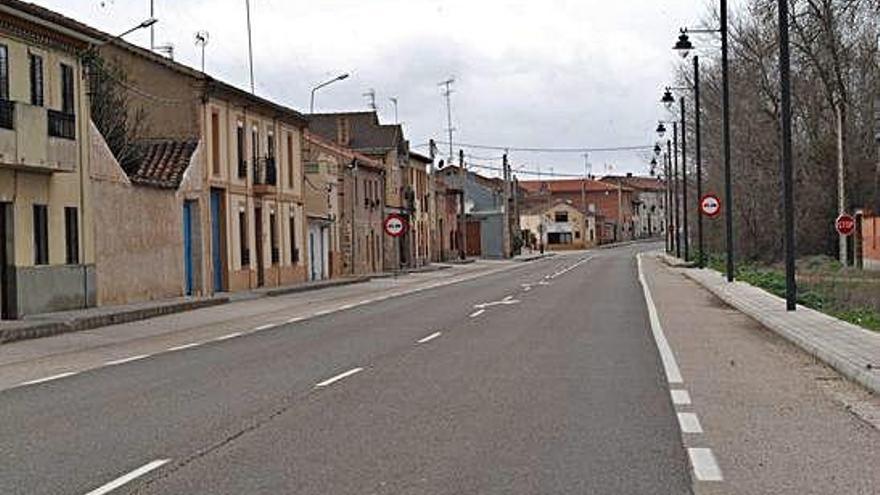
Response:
[[659, 252, 880, 396]]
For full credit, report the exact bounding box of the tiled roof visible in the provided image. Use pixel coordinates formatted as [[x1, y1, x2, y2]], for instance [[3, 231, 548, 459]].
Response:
[[308, 112, 403, 152], [129, 139, 198, 189], [600, 175, 665, 191], [519, 179, 629, 193]]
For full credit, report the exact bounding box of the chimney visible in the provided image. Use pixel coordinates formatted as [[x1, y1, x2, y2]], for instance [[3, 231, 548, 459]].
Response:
[[626, 172, 633, 178]]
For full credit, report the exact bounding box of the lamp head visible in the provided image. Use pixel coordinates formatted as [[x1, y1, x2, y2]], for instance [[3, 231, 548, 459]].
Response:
[[661, 88, 675, 110], [674, 31, 693, 58], [656, 122, 667, 139]]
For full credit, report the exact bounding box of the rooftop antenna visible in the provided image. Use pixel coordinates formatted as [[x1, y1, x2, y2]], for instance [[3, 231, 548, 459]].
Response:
[[194, 31, 209, 72], [155, 43, 174, 59], [439, 77, 455, 164], [363, 89, 377, 111], [149, 0, 154, 50], [389, 97, 399, 123], [245, 0, 255, 93]]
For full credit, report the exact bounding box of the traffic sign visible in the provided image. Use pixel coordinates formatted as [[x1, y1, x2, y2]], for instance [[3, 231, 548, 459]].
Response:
[[384, 214, 408, 238], [836, 213, 856, 237], [699, 194, 721, 218]]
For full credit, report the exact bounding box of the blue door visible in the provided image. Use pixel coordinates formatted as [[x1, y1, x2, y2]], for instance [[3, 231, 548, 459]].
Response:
[[210, 189, 224, 292], [182, 200, 194, 296]]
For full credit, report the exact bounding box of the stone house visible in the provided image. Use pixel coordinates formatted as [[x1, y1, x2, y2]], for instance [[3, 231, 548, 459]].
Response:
[[308, 111, 414, 270], [600, 174, 666, 239], [520, 199, 597, 251], [431, 175, 460, 262], [0, 2, 95, 318]]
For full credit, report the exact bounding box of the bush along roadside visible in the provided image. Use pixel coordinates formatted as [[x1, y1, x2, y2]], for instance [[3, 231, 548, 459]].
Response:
[[705, 254, 880, 332]]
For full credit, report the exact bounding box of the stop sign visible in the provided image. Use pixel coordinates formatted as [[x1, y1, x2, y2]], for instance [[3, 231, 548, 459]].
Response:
[[836, 214, 856, 237]]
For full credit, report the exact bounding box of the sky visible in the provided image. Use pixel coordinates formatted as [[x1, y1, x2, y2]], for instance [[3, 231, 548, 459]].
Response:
[[34, 0, 723, 179]]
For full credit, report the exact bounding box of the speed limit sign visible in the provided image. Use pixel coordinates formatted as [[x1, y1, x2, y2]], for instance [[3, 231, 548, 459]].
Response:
[[700, 194, 721, 218], [384, 214, 408, 238]]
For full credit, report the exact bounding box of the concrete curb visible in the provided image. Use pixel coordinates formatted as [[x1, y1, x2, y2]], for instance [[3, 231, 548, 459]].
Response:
[[0, 297, 228, 345], [671, 258, 880, 396], [657, 253, 698, 268], [514, 253, 557, 262], [264, 277, 371, 297]]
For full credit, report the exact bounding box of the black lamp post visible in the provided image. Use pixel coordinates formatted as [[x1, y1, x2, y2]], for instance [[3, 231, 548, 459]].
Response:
[[777, 0, 797, 310], [674, 1, 733, 280]]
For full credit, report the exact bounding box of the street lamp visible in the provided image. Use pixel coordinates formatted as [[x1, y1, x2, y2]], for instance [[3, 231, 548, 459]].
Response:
[[654, 144, 662, 157], [661, 88, 676, 111], [656, 122, 667, 139], [674, 5, 734, 282], [777, 0, 797, 311], [97, 17, 157, 46], [310, 73, 350, 114]]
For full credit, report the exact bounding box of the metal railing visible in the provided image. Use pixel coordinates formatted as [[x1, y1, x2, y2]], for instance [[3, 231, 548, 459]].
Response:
[[253, 156, 277, 186], [48, 110, 75, 140]]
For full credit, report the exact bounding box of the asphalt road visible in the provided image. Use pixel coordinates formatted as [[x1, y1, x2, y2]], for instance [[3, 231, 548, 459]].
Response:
[[0, 246, 693, 495]]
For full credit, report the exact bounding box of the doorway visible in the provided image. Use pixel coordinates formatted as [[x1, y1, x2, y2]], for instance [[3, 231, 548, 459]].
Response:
[[254, 206, 264, 287], [210, 189, 227, 293], [0, 202, 12, 319], [183, 200, 195, 296]]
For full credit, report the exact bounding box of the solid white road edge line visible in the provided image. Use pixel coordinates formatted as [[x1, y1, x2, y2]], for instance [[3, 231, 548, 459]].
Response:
[[417, 332, 442, 344], [636, 254, 684, 384], [469, 309, 486, 318], [315, 367, 364, 388], [253, 323, 276, 331], [83, 458, 171, 495], [215, 332, 244, 341], [671, 389, 692, 406], [286, 317, 304, 324], [19, 371, 78, 387], [677, 412, 704, 434], [104, 355, 150, 366], [688, 448, 723, 481], [167, 343, 201, 352]]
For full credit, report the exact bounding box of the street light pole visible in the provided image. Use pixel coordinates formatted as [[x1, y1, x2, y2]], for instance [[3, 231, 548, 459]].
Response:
[[720, 0, 734, 281], [245, 0, 255, 94], [694, 55, 704, 268], [309, 73, 350, 114], [667, 139, 674, 255], [680, 96, 689, 262], [673, 122, 681, 258], [777, 0, 797, 311], [665, 149, 672, 254]]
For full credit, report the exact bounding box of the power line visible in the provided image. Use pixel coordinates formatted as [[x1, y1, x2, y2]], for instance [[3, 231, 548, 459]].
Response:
[[435, 140, 652, 154]]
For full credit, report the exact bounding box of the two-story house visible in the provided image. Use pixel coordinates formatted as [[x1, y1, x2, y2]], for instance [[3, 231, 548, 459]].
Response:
[[409, 151, 432, 266]]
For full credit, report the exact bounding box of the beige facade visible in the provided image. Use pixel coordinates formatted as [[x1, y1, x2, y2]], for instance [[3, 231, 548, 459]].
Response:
[[0, 8, 96, 318], [409, 153, 431, 266], [521, 201, 597, 251], [303, 132, 342, 280]]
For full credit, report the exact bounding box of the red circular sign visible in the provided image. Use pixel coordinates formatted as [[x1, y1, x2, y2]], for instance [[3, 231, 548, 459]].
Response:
[[836, 214, 855, 237], [700, 194, 722, 218], [384, 214, 408, 238]]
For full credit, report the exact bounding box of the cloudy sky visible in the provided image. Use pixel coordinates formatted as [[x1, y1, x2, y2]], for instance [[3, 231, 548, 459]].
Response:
[[35, 0, 723, 178]]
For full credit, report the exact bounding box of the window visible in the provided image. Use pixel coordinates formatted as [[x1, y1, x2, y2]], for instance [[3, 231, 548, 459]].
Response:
[[33, 204, 48, 265], [239, 209, 249, 266], [287, 133, 294, 188], [267, 131, 275, 160], [64, 207, 78, 265], [236, 121, 246, 178], [29, 53, 43, 107], [211, 112, 220, 175], [0, 45, 9, 101], [251, 125, 259, 166], [269, 212, 278, 264], [61, 64, 74, 114], [289, 215, 299, 264], [554, 211, 569, 223]]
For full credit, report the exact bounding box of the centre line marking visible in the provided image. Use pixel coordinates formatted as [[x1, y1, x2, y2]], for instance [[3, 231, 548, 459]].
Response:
[[417, 332, 442, 344], [105, 355, 150, 366], [358, 300, 373, 305], [167, 343, 201, 352], [84, 458, 171, 495], [677, 412, 704, 434], [688, 448, 723, 481], [253, 323, 276, 331], [215, 332, 244, 341], [315, 367, 364, 388], [671, 389, 692, 405], [19, 371, 77, 387], [469, 309, 486, 318], [636, 254, 684, 384]]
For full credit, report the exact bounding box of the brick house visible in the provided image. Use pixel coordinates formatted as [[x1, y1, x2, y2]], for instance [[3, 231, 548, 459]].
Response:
[[600, 174, 666, 239]]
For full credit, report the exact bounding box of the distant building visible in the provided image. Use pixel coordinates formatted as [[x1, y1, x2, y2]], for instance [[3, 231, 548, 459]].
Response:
[[521, 200, 597, 251], [600, 174, 666, 239], [438, 166, 511, 259], [409, 152, 432, 267]]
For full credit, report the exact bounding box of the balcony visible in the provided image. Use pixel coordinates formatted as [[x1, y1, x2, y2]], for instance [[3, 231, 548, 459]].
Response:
[[0, 101, 77, 173], [253, 156, 277, 195]]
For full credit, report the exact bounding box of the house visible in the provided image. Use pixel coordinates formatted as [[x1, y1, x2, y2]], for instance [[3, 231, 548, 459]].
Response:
[[519, 179, 635, 244], [431, 175, 460, 262], [600, 174, 666, 239], [438, 165, 509, 259], [409, 151, 432, 267], [303, 131, 342, 281], [308, 112, 413, 270], [521, 200, 597, 251], [0, 2, 96, 318]]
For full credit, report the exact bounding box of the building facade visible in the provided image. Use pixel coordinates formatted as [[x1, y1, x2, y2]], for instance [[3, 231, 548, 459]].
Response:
[[521, 200, 597, 251], [600, 174, 665, 239], [409, 152, 431, 266]]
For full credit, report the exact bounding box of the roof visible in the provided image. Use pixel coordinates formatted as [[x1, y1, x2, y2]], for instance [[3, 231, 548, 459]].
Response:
[[304, 130, 383, 171], [522, 198, 588, 215], [129, 139, 198, 189], [409, 151, 433, 164], [519, 179, 632, 194], [600, 175, 665, 192], [308, 112, 403, 152], [0, 0, 307, 127]]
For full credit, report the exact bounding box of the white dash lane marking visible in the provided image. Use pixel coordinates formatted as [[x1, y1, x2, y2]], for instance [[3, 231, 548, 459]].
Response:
[[678, 412, 704, 434], [84, 458, 171, 495], [167, 343, 201, 352], [358, 300, 373, 305], [315, 367, 364, 388], [286, 317, 304, 324], [636, 255, 684, 384], [19, 372, 77, 387], [671, 389, 692, 406], [215, 332, 244, 341], [503, 295, 514, 302], [253, 323, 276, 331], [469, 309, 486, 318], [104, 355, 150, 366], [338, 304, 355, 310], [688, 448, 723, 481], [417, 332, 442, 344]]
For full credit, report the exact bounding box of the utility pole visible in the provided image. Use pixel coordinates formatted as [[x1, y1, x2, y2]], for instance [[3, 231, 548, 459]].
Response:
[[459, 149, 467, 259], [363, 89, 377, 111], [195, 31, 209, 73], [245, 0, 255, 94], [582, 153, 589, 246], [150, 0, 155, 50], [440, 78, 455, 163], [503, 153, 511, 258], [837, 105, 848, 265], [429, 139, 437, 261]]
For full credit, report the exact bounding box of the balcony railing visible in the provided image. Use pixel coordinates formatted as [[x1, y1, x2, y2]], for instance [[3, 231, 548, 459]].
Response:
[[0, 99, 14, 130], [253, 157, 277, 187], [48, 110, 75, 140]]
